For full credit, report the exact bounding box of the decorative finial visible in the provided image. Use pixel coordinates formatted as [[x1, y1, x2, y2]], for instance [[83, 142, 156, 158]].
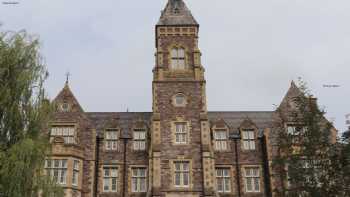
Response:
[[65, 71, 71, 85]]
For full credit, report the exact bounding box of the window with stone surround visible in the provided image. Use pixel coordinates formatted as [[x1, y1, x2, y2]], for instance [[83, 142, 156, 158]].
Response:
[[133, 129, 146, 151], [242, 129, 255, 150], [131, 167, 147, 192], [105, 129, 119, 151], [244, 167, 260, 193], [216, 168, 231, 193], [174, 161, 190, 187], [103, 166, 118, 192], [214, 129, 228, 151], [45, 159, 68, 185], [170, 47, 186, 70], [50, 125, 76, 144], [173, 93, 187, 107], [72, 160, 79, 186], [286, 124, 307, 144], [174, 122, 188, 144]]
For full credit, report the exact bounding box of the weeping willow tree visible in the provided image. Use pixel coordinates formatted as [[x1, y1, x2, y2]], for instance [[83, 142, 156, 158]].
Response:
[[0, 29, 63, 197], [273, 79, 349, 197]]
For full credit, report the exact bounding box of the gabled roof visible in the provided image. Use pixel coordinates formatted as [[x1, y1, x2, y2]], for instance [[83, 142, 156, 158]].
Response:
[[157, 0, 198, 26], [278, 81, 303, 110], [53, 82, 84, 113]]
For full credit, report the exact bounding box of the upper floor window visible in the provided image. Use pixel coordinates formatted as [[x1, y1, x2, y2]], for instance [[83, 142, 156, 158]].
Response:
[[242, 129, 255, 150], [131, 167, 147, 192], [175, 122, 188, 144], [216, 168, 231, 193], [174, 161, 190, 187], [103, 166, 118, 192], [244, 167, 260, 193], [133, 129, 146, 151], [50, 125, 75, 144], [105, 129, 118, 151], [45, 159, 68, 185], [170, 47, 186, 70], [72, 160, 80, 186], [60, 102, 70, 112], [214, 129, 228, 151], [286, 125, 307, 144]]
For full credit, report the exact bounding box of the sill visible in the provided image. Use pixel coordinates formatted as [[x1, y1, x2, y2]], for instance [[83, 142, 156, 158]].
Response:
[[133, 149, 147, 152], [104, 149, 119, 152]]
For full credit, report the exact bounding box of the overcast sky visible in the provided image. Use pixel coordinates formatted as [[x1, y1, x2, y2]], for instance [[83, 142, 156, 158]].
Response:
[[1, 0, 349, 133]]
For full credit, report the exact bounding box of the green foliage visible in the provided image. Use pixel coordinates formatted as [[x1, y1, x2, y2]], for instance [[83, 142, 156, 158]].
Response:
[[0, 30, 63, 197], [273, 79, 349, 197]]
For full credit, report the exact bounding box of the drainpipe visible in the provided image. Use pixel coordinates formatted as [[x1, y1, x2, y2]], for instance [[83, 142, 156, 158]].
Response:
[[261, 134, 272, 197], [94, 136, 100, 197], [229, 133, 241, 197], [120, 134, 132, 197]]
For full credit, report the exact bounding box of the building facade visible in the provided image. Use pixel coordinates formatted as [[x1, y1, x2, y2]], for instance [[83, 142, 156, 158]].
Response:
[[47, 1, 335, 197]]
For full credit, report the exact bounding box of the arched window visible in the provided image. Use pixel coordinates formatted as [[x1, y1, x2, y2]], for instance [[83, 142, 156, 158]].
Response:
[[170, 47, 186, 70]]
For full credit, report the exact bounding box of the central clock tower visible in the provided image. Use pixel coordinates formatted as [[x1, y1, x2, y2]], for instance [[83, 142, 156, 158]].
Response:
[[151, 1, 216, 197]]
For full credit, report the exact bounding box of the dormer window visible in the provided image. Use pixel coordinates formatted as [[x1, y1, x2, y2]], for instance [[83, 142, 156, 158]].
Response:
[[242, 129, 255, 150], [105, 129, 119, 151], [214, 129, 228, 151], [170, 47, 186, 70]]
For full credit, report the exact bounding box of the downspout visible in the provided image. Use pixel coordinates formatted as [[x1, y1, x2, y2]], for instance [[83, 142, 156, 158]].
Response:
[[234, 137, 242, 197], [94, 136, 100, 197], [122, 138, 128, 197], [261, 134, 272, 197]]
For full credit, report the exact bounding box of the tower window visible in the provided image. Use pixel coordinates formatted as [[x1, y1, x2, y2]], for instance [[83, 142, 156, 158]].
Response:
[[175, 122, 188, 144], [173, 93, 187, 107], [170, 47, 186, 70], [174, 161, 190, 187]]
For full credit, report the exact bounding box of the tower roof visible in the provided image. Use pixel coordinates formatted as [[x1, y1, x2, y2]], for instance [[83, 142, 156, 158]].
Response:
[[157, 0, 198, 26]]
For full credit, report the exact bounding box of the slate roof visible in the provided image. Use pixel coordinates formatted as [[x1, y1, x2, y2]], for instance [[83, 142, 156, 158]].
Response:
[[208, 111, 274, 129], [157, 0, 198, 26], [86, 111, 274, 136]]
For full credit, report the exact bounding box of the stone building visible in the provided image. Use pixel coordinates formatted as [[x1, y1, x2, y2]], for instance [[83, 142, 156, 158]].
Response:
[[47, 0, 336, 197]]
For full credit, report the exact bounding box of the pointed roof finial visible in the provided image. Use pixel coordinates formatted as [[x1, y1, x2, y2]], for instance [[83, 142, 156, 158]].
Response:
[[65, 71, 71, 86]]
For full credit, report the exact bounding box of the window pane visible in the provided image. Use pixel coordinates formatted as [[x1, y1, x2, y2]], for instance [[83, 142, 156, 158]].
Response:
[[132, 178, 137, 192], [104, 169, 110, 177], [250, 141, 255, 150], [178, 60, 185, 69], [178, 48, 185, 58], [217, 178, 223, 192], [224, 178, 230, 192], [171, 48, 178, 58], [254, 178, 260, 191], [246, 178, 253, 191], [248, 131, 254, 139], [103, 178, 109, 191], [111, 178, 117, 191], [175, 173, 181, 186], [183, 172, 189, 186]]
